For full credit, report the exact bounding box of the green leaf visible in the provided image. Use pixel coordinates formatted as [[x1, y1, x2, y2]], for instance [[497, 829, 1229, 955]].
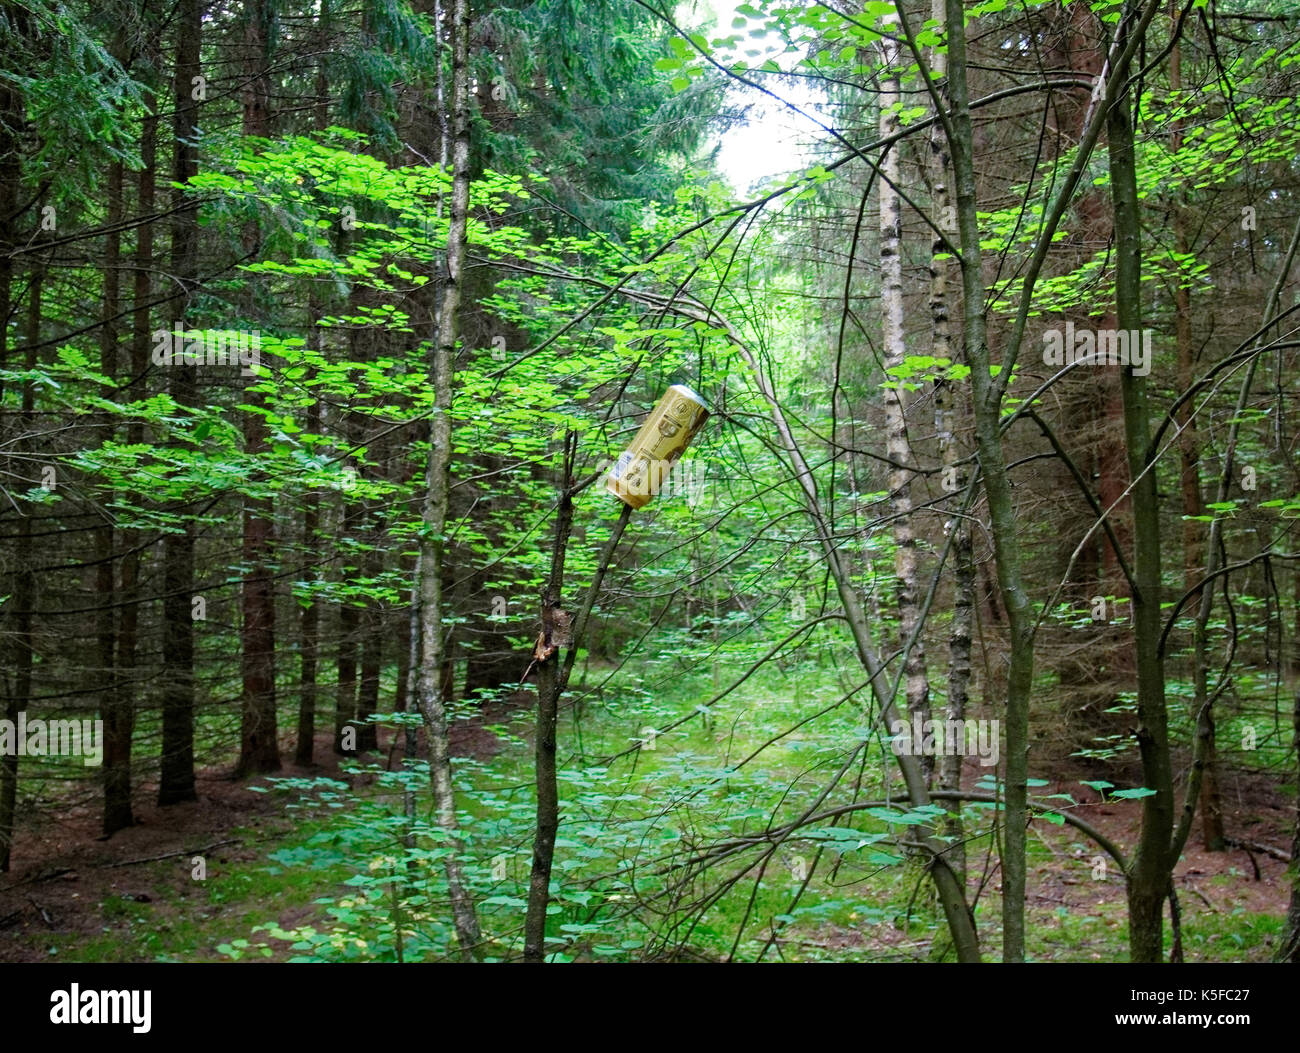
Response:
[[1111, 787, 1158, 800]]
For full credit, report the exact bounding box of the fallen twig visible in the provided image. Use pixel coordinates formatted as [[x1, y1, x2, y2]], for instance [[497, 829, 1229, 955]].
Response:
[[1224, 836, 1291, 863], [27, 896, 54, 928], [0, 866, 73, 894], [100, 839, 242, 870]]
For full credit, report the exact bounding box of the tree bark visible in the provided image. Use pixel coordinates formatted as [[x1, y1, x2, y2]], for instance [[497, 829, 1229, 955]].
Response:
[[110, 58, 159, 833], [236, 0, 280, 777], [943, 0, 1035, 961], [879, 18, 932, 782], [926, 0, 969, 898], [524, 456, 632, 963], [335, 601, 359, 753], [1108, 29, 1174, 963], [413, 0, 482, 961], [1167, 6, 1222, 852], [295, 369, 321, 765], [357, 556, 382, 753], [1281, 685, 1300, 962], [524, 464, 578, 964], [0, 267, 39, 870], [295, 0, 334, 769], [719, 304, 980, 960], [0, 0, 24, 870], [97, 154, 126, 830], [159, 0, 201, 806]]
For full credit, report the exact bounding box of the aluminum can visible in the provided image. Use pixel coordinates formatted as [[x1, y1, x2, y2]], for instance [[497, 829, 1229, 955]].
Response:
[[605, 384, 710, 508]]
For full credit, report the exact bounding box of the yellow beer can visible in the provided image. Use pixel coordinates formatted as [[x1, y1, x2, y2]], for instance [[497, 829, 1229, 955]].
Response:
[[605, 384, 710, 509]]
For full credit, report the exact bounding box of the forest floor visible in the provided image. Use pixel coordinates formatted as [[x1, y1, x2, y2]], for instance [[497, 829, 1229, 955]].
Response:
[[0, 714, 1293, 962], [0, 730, 357, 963], [813, 763, 1294, 963]]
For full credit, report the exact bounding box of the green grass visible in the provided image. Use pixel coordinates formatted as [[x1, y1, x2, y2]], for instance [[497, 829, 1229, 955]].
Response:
[[28, 815, 352, 963], [27, 643, 1292, 963]]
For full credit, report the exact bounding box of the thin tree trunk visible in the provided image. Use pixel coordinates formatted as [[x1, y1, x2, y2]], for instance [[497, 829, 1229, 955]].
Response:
[[402, 554, 420, 845], [525, 466, 577, 964], [929, 34, 971, 889], [236, 0, 279, 777], [1281, 685, 1300, 961], [295, 14, 330, 768], [1293, 567, 1300, 677], [879, 19, 931, 782], [925, 0, 970, 901], [0, 0, 18, 410], [0, 268, 39, 870], [1293, 568, 1300, 677], [110, 67, 158, 834], [413, 0, 482, 961], [295, 365, 321, 765], [1169, 6, 1222, 852], [1109, 33, 1174, 963], [357, 565, 382, 753], [159, 0, 201, 806], [943, 0, 1035, 961], [97, 156, 126, 831], [524, 446, 632, 962], [0, 0, 23, 870], [335, 602, 358, 753]]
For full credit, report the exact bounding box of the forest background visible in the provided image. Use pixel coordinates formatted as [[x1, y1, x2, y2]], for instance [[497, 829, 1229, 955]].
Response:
[[1, 0, 1299, 965]]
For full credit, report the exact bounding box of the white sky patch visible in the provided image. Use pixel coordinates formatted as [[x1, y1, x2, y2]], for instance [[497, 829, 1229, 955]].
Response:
[[692, 0, 833, 196]]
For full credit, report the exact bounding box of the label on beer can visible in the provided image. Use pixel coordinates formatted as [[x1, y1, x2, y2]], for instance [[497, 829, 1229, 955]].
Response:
[[605, 384, 710, 509]]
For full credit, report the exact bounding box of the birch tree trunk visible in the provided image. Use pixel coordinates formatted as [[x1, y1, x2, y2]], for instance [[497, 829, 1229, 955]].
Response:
[[927, 0, 969, 893], [721, 319, 979, 961], [878, 19, 932, 780]]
